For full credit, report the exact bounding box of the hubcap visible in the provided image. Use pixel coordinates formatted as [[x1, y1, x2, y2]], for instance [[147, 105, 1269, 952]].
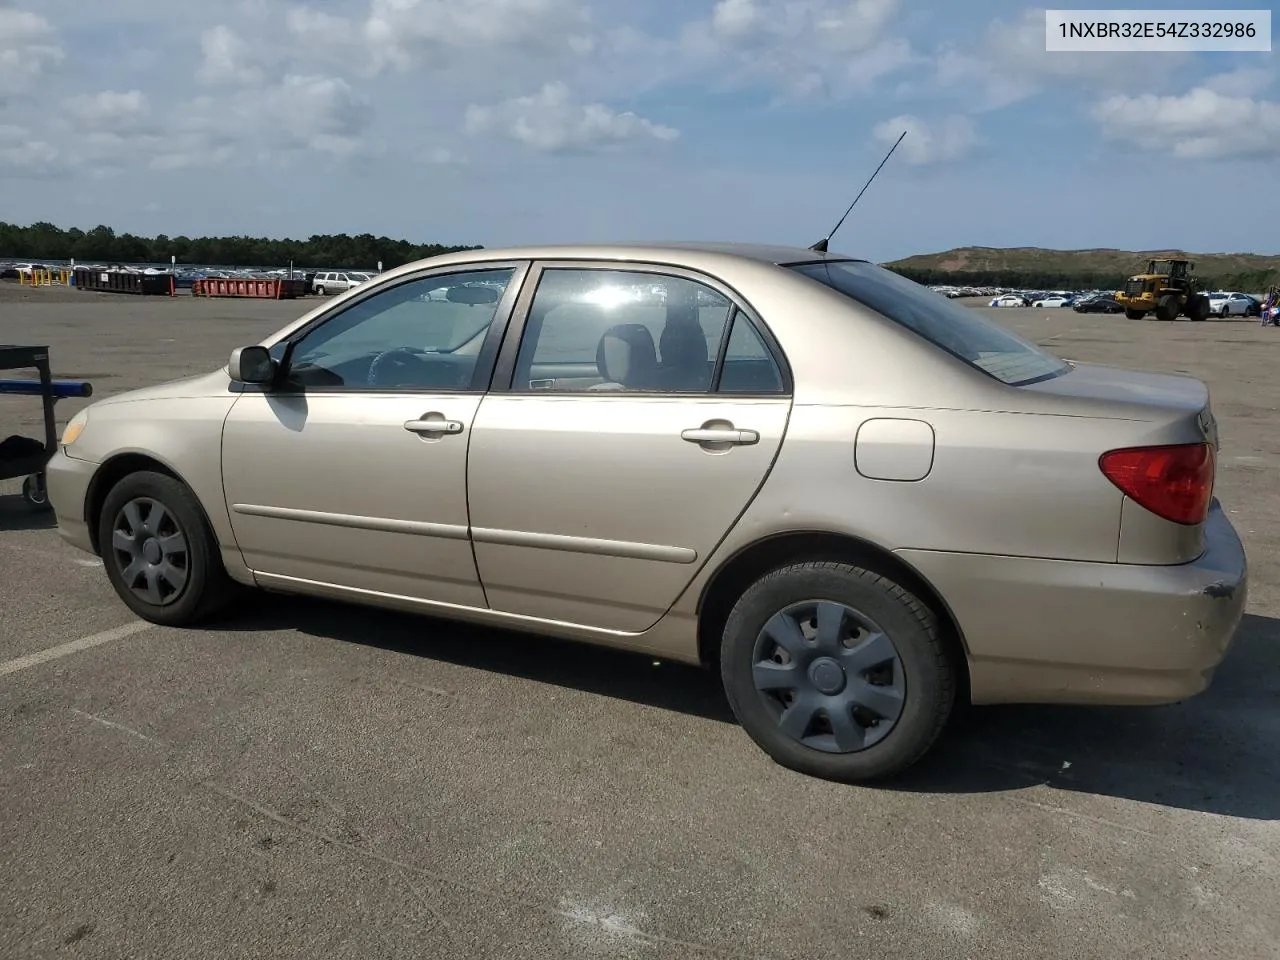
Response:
[[110, 497, 190, 607], [808, 657, 846, 695], [751, 600, 905, 754]]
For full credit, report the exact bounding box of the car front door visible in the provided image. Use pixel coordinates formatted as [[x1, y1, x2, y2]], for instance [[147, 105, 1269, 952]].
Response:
[[221, 262, 529, 607], [465, 262, 792, 633]]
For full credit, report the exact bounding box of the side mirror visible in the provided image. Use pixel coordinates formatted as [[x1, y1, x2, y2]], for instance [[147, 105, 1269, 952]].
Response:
[[229, 345, 276, 385]]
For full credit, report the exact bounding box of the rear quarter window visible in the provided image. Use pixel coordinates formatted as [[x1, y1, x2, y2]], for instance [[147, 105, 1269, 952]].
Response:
[[788, 260, 1070, 387]]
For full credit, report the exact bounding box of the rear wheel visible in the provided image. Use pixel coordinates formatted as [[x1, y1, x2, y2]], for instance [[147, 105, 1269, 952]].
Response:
[[720, 561, 955, 782], [98, 471, 235, 626], [1125, 308, 1145, 320], [1186, 295, 1210, 322]]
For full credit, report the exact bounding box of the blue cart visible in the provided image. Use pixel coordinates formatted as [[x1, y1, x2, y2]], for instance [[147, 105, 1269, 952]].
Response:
[[0, 345, 93, 510]]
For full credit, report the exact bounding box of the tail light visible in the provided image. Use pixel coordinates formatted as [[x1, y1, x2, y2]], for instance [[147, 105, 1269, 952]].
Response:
[[1099, 443, 1215, 525]]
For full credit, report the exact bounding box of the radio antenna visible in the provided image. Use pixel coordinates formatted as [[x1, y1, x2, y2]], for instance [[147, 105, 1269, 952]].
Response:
[[808, 129, 906, 253]]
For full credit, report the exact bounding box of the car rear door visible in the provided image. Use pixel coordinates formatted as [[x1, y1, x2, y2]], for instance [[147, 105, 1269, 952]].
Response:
[[465, 261, 792, 633]]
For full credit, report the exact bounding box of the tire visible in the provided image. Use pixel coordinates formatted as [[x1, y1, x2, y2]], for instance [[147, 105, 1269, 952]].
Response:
[[719, 561, 956, 783], [1186, 295, 1210, 322], [1156, 295, 1181, 322], [98, 471, 235, 626], [316, 285, 327, 296], [1125, 308, 1145, 320], [21, 474, 52, 512]]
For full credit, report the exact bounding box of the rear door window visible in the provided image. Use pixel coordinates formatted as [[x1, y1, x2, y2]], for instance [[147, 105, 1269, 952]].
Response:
[[788, 260, 1070, 386]]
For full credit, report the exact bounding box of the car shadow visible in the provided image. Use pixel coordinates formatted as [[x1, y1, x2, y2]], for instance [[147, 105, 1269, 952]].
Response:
[[216, 597, 1280, 820], [0, 494, 57, 531], [893, 612, 1280, 821], [219, 593, 737, 724]]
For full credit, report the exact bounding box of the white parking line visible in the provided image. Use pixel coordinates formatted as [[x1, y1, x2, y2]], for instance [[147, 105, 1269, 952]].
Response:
[[0, 621, 154, 678]]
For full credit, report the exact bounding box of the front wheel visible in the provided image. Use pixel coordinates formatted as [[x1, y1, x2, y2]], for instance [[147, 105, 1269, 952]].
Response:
[[1186, 295, 1210, 322], [1125, 308, 1145, 320], [98, 471, 235, 626], [1155, 295, 1182, 321], [720, 561, 956, 782]]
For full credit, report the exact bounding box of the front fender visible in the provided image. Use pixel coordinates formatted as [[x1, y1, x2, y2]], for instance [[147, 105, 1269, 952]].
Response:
[[69, 394, 241, 558]]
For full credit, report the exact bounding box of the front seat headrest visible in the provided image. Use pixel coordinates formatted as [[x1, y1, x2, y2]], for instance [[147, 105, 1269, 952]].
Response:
[[594, 323, 658, 390]]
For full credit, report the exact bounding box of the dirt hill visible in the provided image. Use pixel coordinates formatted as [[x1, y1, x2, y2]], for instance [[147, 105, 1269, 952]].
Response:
[[884, 247, 1280, 290]]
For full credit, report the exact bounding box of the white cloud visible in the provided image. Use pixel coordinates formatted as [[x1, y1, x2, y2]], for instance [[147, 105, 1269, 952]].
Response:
[[680, 0, 915, 99], [1201, 63, 1275, 99], [162, 73, 373, 169], [0, 8, 64, 93], [196, 24, 267, 85], [0, 123, 60, 177], [928, 7, 1189, 110], [1092, 87, 1280, 160], [419, 146, 468, 166], [873, 114, 978, 166], [64, 90, 152, 132], [285, 6, 355, 48], [464, 81, 678, 153], [49, 72, 372, 175], [364, 0, 592, 73]]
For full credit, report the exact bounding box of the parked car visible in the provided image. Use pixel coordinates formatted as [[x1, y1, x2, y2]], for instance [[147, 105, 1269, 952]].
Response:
[[988, 294, 1027, 308], [312, 271, 370, 295], [1032, 295, 1073, 308], [46, 242, 1247, 783], [1073, 296, 1124, 314], [1206, 291, 1255, 317]]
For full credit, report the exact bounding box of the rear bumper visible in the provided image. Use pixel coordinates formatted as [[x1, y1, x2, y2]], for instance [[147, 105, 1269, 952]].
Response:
[[898, 500, 1248, 705], [46, 447, 98, 556]]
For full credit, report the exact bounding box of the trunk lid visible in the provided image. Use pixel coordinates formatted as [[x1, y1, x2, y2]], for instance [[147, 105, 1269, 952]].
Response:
[[1020, 362, 1217, 447]]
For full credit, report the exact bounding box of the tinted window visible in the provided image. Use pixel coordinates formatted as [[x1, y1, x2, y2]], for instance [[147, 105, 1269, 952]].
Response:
[[789, 260, 1070, 386], [281, 267, 514, 390], [717, 311, 785, 394], [514, 268, 732, 393]]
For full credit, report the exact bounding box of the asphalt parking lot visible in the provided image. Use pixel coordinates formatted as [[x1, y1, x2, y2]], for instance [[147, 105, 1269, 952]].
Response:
[[2, 283, 1277, 960]]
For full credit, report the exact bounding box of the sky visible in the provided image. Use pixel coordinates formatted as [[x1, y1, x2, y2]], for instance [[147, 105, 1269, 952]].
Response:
[[0, 0, 1276, 263]]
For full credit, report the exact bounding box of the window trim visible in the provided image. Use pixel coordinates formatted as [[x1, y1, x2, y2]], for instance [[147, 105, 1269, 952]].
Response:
[[263, 260, 532, 396], [488, 259, 793, 398]]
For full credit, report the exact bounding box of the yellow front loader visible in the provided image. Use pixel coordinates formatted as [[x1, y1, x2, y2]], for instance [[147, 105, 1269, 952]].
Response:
[[1115, 258, 1210, 322]]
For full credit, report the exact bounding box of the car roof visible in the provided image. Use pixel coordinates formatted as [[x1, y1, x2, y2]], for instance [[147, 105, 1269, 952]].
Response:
[[410, 241, 865, 270]]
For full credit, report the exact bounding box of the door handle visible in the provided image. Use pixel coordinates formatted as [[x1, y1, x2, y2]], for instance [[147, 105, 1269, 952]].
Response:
[[681, 427, 759, 445], [404, 415, 464, 436]]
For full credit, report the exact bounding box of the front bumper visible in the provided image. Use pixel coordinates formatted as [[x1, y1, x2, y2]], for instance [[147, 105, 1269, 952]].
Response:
[[46, 446, 99, 556], [898, 500, 1248, 705]]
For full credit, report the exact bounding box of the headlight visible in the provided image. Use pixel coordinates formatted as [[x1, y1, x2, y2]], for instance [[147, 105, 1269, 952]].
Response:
[[61, 408, 89, 446]]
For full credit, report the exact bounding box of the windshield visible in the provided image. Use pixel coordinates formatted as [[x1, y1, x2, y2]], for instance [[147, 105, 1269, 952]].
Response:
[[788, 260, 1071, 387]]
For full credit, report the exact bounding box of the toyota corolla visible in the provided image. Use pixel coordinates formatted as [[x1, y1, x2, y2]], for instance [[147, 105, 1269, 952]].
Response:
[[47, 242, 1248, 782]]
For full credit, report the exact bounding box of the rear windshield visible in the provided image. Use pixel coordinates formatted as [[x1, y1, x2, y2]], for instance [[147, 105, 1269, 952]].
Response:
[[789, 260, 1070, 386]]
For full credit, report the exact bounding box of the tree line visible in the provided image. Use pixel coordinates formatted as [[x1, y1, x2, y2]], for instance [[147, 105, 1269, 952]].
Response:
[[0, 221, 481, 270], [893, 266, 1280, 293], [5, 220, 1276, 290]]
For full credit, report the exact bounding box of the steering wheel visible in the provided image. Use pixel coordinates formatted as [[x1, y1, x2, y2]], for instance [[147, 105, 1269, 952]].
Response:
[[366, 346, 423, 387]]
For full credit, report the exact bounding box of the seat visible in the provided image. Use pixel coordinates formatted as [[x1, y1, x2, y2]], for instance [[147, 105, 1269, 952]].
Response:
[[589, 323, 659, 391], [655, 311, 711, 391]]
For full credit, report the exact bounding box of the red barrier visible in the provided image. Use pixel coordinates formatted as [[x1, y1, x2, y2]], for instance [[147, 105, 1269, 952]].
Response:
[[191, 277, 309, 299]]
